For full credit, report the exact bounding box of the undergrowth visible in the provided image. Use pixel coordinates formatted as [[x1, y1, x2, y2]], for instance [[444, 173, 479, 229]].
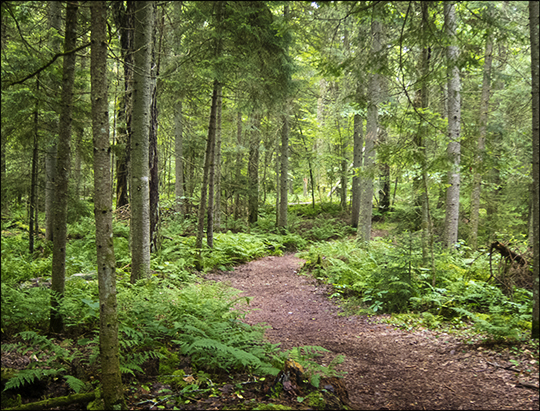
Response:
[[298, 233, 534, 342]]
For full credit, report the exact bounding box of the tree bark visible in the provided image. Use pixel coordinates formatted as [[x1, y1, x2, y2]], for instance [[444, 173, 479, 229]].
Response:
[[529, 0, 539, 339], [112, 1, 134, 209], [44, 0, 62, 242], [469, 28, 493, 250], [50, 0, 78, 333], [248, 111, 260, 225], [130, 0, 153, 283], [149, 4, 162, 253], [443, 2, 462, 249], [91, 2, 125, 407], [277, 4, 290, 230], [195, 81, 220, 268], [278, 112, 289, 229], [29, 77, 39, 255], [174, 101, 185, 213], [351, 91, 364, 228], [234, 110, 243, 220], [214, 86, 223, 231], [358, 19, 382, 243]]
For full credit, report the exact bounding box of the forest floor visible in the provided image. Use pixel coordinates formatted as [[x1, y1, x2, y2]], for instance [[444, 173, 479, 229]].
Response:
[[205, 253, 540, 410]]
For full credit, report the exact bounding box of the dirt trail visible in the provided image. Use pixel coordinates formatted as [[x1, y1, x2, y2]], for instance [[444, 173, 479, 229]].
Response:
[[206, 253, 538, 410]]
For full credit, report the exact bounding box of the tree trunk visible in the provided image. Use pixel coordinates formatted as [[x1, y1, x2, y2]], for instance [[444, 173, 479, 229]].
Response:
[[351, 107, 364, 227], [112, 1, 134, 210], [73, 127, 83, 199], [248, 111, 260, 225], [174, 101, 185, 213], [90, 2, 125, 407], [206, 82, 221, 248], [149, 4, 162, 253], [358, 19, 382, 243], [195, 81, 220, 268], [337, 119, 348, 212], [443, 2, 462, 249], [29, 77, 39, 255], [234, 110, 243, 220], [469, 31, 493, 250], [277, 4, 290, 230], [529, 0, 539, 339], [278, 112, 289, 229], [44, 0, 62, 242], [130, 0, 153, 283], [214, 86, 223, 231], [50, 0, 78, 333]]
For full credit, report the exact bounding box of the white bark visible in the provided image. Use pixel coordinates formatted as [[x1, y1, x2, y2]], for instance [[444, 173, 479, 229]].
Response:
[[130, 0, 153, 282], [358, 20, 382, 243], [443, 2, 462, 249]]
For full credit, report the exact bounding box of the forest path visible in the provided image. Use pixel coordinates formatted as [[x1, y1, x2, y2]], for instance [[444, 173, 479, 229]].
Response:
[[205, 253, 538, 410]]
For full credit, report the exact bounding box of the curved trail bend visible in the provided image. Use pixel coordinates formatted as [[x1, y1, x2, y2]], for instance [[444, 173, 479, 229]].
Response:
[[206, 253, 537, 410]]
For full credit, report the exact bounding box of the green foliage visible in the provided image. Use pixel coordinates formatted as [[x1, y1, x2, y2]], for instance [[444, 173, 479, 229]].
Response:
[[2, 331, 84, 393], [300, 233, 533, 340], [1, 285, 50, 335], [283, 346, 345, 388]]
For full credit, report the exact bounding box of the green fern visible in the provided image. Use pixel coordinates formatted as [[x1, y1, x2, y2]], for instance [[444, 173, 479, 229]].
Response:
[[3, 368, 64, 391], [64, 375, 85, 393]]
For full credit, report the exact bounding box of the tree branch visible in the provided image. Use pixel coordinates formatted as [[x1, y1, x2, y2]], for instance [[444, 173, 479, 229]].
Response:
[[5, 42, 91, 88]]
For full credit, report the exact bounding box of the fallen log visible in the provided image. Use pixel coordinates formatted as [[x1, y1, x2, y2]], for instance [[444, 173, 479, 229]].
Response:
[[4, 391, 96, 411]]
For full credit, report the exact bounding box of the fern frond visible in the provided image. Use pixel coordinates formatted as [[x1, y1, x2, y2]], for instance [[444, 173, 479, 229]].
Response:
[[64, 375, 85, 393]]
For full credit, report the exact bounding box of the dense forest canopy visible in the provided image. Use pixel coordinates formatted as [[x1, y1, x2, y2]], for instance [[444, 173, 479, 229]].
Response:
[[0, 1, 538, 410]]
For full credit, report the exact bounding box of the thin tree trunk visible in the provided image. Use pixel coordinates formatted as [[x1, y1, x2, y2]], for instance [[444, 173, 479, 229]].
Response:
[[44, 0, 62, 242], [443, 2, 462, 249], [358, 19, 382, 243], [174, 101, 185, 213], [90, 2, 125, 407], [207, 82, 221, 248], [469, 32, 493, 250], [528, 0, 539, 339], [337, 119, 348, 211], [214, 86, 223, 231], [73, 127, 83, 199], [234, 110, 242, 220], [113, 1, 134, 209], [195, 81, 220, 267], [130, 0, 153, 283], [30, 77, 39, 255], [50, 0, 78, 333], [277, 4, 290, 229], [351, 108, 364, 227], [278, 112, 289, 229], [248, 111, 260, 225], [149, 4, 162, 253]]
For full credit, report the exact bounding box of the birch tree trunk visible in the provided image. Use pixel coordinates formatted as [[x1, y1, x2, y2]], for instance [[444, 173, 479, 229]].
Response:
[[469, 31, 493, 250], [528, 0, 539, 339], [443, 2, 462, 249], [130, 0, 153, 283], [358, 19, 382, 243], [50, 0, 78, 333], [91, 2, 125, 407]]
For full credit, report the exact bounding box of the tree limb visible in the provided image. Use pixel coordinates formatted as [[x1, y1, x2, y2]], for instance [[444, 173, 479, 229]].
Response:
[[4, 42, 91, 88]]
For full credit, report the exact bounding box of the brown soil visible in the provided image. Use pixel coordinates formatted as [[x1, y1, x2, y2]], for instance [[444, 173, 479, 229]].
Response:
[[205, 253, 539, 410]]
